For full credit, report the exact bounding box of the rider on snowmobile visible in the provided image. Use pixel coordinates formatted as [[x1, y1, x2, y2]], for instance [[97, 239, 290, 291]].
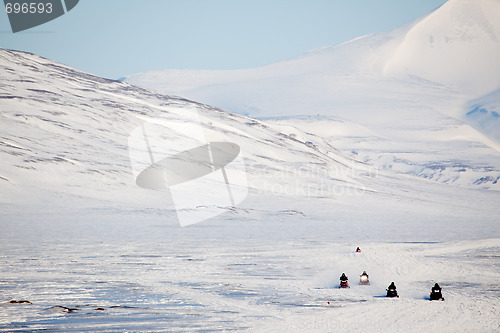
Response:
[[386, 282, 399, 297], [339, 273, 349, 288], [359, 271, 369, 285], [430, 283, 444, 300]]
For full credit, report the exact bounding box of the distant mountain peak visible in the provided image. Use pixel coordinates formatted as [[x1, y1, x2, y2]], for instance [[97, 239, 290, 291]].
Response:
[[384, 0, 500, 95]]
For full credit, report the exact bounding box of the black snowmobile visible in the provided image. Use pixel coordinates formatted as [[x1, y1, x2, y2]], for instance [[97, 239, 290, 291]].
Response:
[[339, 273, 350, 288], [386, 282, 399, 298], [359, 271, 370, 285], [430, 283, 444, 301]]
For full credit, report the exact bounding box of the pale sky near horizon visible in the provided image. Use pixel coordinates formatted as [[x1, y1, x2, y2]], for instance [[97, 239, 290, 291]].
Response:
[[0, 0, 446, 79]]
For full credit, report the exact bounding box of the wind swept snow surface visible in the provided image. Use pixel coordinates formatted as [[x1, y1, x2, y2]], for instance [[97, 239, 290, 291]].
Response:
[[1, 235, 499, 332], [1, 47, 500, 331]]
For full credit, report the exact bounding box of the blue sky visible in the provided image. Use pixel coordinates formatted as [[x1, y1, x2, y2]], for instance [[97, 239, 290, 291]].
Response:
[[0, 0, 446, 79]]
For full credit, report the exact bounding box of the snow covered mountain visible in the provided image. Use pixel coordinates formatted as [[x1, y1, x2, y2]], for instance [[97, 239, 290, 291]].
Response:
[[126, 0, 500, 190], [127, 0, 500, 108], [0, 48, 374, 221], [384, 0, 500, 95], [1, 46, 499, 229]]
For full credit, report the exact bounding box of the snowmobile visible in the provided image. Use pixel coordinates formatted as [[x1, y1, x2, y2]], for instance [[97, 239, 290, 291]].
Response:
[[356, 247, 361, 253], [359, 271, 370, 285], [339, 273, 350, 288], [386, 282, 399, 298], [340, 280, 350, 288], [430, 283, 444, 301]]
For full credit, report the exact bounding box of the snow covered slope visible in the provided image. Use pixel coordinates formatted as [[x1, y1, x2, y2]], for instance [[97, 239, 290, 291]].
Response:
[[0, 48, 372, 215], [384, 0, 500, 95], [465, 88, 500, 142], [126, 0, 500, 190]]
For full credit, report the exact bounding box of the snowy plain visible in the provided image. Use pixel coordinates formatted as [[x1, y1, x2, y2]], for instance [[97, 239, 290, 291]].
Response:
[[1, 0, 500, 331]]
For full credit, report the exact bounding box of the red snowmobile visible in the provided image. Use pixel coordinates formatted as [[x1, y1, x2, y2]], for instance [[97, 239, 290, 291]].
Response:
[[339, 273, 350, 288]]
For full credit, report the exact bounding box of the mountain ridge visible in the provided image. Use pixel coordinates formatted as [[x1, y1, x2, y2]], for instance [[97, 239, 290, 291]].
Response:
[[0, 48, 376, 218], [124, 0, 500, 189]]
